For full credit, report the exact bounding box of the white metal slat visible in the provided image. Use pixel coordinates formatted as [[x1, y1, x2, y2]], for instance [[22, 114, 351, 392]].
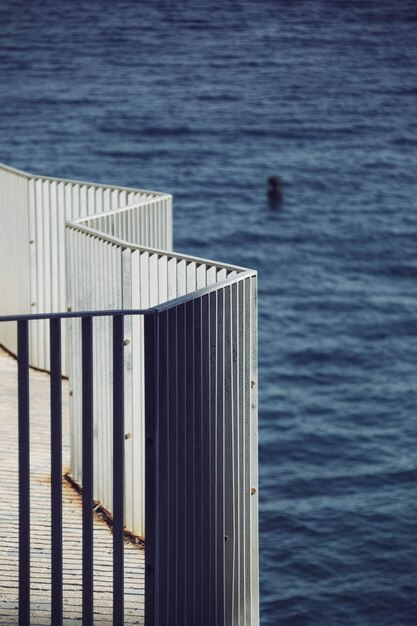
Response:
[[42, 180, 52, 369], [103, 242, 115, 510], [217, 268, 227, 283], [196, 264, 207, 290], [146, 205, 151, 247], [72, 183, 81, 221], [100, 237, 112, 507], [127, 191, 135, 206], [66, 229, 76, 478], [139, 252, 149, 310], [103, 242, 112, 511], [128, 208, 133, 244], [237, 279, 245, 622], [121, 248, 134, 531], [177, 259, 187, 297], [249, 276, 259, 625], [158, 255, 168, 304], [80, 185, 88, 219], [95, 186, 103, 217], [206, 266, 217, 286], [186, 261, 196, 294], [35, 179, 45, 367], [149, 253, 159, 307], [111, 189, 119, 210], [123, 207, 129, 241], [167, 196, 173, 251], [92, 235, 101, 501], [104, 242, 114, 510], [102, 237, 112, 507], [119, 190, 127, 210], [167, 257, 177, 301], [64, 183, 72, 221], [71, 230, 82, 483], [140, 203, 145, 247], [152, 201, 158, 249], [87, 185, 95, 217], [130, 249, 145, 536], [50, 181, 59, 312], [103, 187, 110, 213], [28, 178, 38, 366], [57, 181, 66, 313]]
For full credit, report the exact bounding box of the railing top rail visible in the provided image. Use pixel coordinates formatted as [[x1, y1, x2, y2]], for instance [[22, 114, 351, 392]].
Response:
[[0, 161, 169, 199], [153, 269, 257, 312], [0, 308, 156, 323], [67, 220, 249, 274]]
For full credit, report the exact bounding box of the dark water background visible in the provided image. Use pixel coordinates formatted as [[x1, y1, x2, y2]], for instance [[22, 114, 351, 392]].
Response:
[[1, 1, 417, 624]]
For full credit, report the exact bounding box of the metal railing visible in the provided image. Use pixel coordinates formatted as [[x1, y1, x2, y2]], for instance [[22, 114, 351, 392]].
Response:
[[0, 308, 151, 626], [66, 218, 245, 537], [145, 272, 259, 626], [0, 162, 172, 372], [0, 162, 259, 625]]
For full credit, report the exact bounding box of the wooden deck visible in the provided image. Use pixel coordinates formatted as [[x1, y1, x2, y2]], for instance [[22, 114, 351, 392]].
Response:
[[0, 347, 145, 625]]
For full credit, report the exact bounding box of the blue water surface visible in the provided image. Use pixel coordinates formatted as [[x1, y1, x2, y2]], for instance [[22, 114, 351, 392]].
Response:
[[1, 1, 417, 624]]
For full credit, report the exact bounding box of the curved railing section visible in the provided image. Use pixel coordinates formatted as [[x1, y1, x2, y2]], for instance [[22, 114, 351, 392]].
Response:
[[0, 162, 172, 371], [0, 162, 258, 624]]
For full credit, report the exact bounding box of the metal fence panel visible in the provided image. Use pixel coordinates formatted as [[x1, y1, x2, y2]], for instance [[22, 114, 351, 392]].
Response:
[[0, 162, 171, 374], [145, 273, 259, 626], [65, 223, 248, 538], [77, 196, 173, 251]]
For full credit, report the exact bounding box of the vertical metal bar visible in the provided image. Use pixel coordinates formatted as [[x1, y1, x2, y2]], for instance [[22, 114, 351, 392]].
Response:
[[201, 294, 211, 626], [249, 276, 260, 626], [192, 298, 203, 625], [176, 304, 186, 626], [82, 316, 94, 625], [224, 285, 235, 624], [208, 291, 217, 626], [185, 300, 195, 624], [18, 319, 30, 626], [144, 312, 158, 626], [155, 310, 168, 625], [215, 288, 225, 626], [113, 314, 124, 626], [50, 318, 63, 626], [167, 308, 178, 620]]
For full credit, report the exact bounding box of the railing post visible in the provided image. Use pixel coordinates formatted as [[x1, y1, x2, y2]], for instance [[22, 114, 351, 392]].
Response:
[[50, 318, 63, 626], [18, 320, 30, 626], [144, 312, 158, 626], [82, 316, 94, 625], [113, 314, 125, 626]]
